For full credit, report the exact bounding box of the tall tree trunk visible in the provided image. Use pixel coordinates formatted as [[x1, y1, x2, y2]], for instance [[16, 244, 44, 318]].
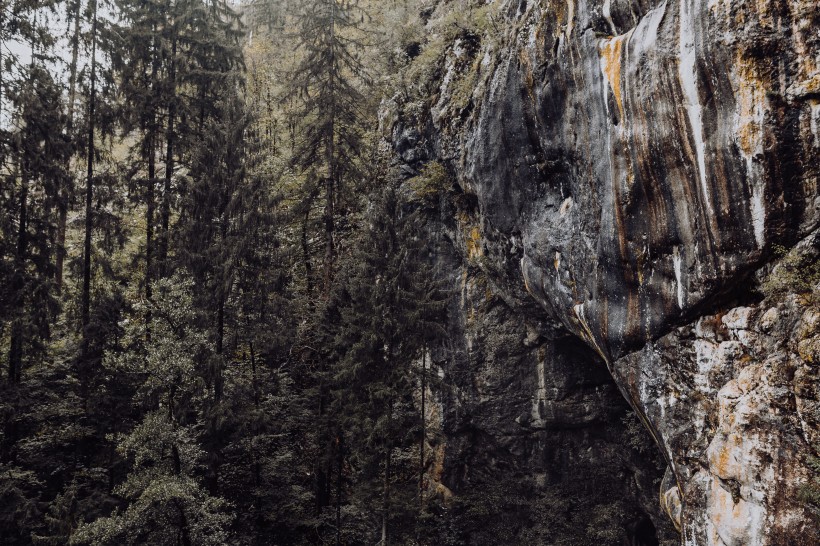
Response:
[[145, 27, 160, 342], [214, 216, 228, 401], [250, 341, 263, 543], [159, 23, 177, 277], [56, 0, 84, 292], [323, 173, 334, 296], [302, 205, 313, 294], [315, 384, 331, 514], [55, 192, 69, 293], [7, 15, 40, 383], [145, 136, 155, 342], [207, 285, 225, 494], [80, 0, 98, 355], [216, 294, 224, 394], [8, 166, 28, 384], [323, 0, 336, 297], [167, 384, 192, 546]]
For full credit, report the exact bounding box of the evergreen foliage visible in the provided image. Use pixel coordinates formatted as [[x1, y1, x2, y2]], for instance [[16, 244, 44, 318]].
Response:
[[283, 0, 373, 294], [322, 180, 447, 544]]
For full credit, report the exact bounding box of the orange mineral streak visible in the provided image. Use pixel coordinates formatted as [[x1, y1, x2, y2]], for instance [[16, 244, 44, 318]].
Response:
[[466, 226, 483, 260], [735, 59, 766, 158], [713, 443, 734, 478], [600, 35, 627, 121]]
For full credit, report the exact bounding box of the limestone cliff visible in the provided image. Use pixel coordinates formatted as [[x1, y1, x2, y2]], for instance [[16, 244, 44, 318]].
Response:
[[386, 0, 820, 543]]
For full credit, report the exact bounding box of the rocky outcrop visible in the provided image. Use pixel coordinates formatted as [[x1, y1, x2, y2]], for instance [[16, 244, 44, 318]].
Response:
[[411, 183, 678, 543], [615, 238, 820, 544], [387, 0, 820, 543]]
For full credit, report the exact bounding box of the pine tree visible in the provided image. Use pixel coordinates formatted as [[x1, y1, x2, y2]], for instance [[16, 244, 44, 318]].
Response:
[[285, 0, 372, 295], [71, 277, 234, 546], [322, 180, 447, 544], [111, 0, 244, 291]]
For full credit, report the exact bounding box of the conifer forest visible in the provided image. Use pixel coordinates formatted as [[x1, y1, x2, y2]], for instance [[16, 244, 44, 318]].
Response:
[[1, 0, 819, 544]]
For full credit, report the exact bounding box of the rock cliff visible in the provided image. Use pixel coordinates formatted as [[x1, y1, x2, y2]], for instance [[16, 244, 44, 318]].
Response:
[[386, 0, 820, 543]]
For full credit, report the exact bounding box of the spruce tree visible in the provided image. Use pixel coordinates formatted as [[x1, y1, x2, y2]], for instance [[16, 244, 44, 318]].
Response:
[[109, 0, 166, 318], [3, 62, 70, 384], [71, 277, 234, 546], [80, 0, 99, 357], [0, 15, 73, 544], [285, 0, 372, 295], [322, 180, 447, 544], [177, 91, 257, 496], [111, 0, 243, 284]]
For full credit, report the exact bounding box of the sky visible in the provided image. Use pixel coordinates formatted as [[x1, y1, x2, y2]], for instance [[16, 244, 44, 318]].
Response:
[[1, 7, 81, 127]]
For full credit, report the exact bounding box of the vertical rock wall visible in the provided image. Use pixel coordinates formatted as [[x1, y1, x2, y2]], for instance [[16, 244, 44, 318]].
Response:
[[388, 0, 819, 543], [409, 184, 678, 543]]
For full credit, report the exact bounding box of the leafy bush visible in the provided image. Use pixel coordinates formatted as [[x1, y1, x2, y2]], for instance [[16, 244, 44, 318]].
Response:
[[408, 161, 452, 201]]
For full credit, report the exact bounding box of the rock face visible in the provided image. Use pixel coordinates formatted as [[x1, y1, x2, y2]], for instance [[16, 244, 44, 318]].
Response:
[[388, 0, 820, 543], [615, 244, 820, 544], [411, 185, 678, 543]]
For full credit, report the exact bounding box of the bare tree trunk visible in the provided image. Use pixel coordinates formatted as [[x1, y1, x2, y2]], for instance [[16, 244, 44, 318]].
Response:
[[80, 0, 98, 354], [159, 18, 177, 277], [56, 0, 84, 293]]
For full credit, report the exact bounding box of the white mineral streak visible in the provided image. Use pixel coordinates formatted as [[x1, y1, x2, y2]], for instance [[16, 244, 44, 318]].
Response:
[[751, 183, 766, 248], [564, 0, 574, 38], [528, 23, 537, 49], [559, 196, 573, 216], [733, 60, 768, 248], [679, 0, 712, 216], [673, 246, 685, 308], [603, 0, 617, 35], [684, 522, 702, 546], [634, 1, 666, 51]]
